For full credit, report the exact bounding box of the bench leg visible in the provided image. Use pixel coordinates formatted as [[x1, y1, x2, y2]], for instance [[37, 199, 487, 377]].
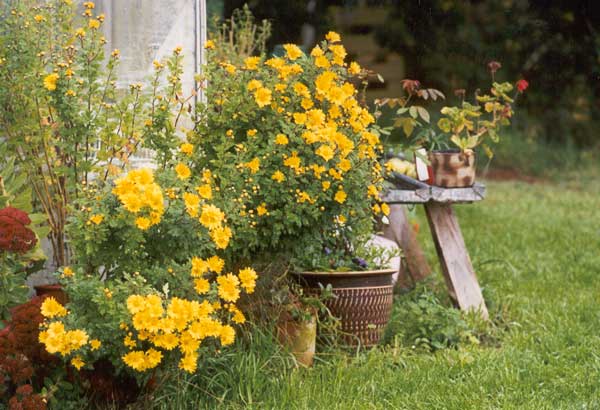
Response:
[[424, 202, 488, 319], [383, 204, 432, 290]]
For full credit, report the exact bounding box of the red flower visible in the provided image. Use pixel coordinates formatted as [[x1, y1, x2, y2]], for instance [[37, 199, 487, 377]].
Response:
[[401, 79, 420, 95], [0, 207, 37, 253], [487, 61, 502, 74], [516, 79, 529, 93]]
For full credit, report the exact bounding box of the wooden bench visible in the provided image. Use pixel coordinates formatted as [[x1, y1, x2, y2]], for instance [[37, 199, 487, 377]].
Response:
[[381, 175, 488, 319]]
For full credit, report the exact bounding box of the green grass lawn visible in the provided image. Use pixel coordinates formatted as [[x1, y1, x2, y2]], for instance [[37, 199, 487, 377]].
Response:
[[147, 176, 600, 410]]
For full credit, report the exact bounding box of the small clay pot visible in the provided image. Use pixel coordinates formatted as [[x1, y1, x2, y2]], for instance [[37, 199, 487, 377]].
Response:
[[34, 284, 67, 305], [429, 150, 476, 188], [277, 311, 317, 367]]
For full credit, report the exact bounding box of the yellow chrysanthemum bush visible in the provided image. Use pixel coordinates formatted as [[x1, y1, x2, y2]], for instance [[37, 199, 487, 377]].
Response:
[[40, 163, 258, 377], [190, 32, 388, 270], [28, 5, 259, 381], [36, 131, 257, 382]]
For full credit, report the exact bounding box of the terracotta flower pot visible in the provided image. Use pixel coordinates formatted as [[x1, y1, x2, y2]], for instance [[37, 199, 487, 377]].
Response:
[[429, 149, 476, 188], [276, 312, 317, 367], [293, 269, 396, 347], [34, 284, 67, 305]]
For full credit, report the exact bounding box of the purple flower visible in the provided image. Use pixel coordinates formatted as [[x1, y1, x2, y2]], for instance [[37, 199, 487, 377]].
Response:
[[324, 247, 332, 255], [352, 257, 368, 269]]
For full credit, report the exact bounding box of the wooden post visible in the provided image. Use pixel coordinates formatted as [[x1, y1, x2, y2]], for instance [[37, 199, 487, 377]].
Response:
[[383, 204, 431, 290], [424, 202, 488, 319]]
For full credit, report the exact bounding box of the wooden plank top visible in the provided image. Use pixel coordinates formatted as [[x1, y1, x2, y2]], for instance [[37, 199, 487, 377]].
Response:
[[381, 183, 486, 204]]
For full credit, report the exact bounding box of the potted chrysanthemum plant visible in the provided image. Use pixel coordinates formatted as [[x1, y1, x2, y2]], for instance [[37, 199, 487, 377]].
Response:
[[189, 30, 398, 346]]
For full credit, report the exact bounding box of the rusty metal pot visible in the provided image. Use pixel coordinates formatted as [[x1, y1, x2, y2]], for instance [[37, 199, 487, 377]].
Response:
[[429, 150, 476, 188]]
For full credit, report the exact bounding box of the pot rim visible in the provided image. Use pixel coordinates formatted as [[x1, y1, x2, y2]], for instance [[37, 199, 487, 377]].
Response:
[[293, 268, 397, 277], [33, 283, 62, 289], [430, 149, 476, 155]]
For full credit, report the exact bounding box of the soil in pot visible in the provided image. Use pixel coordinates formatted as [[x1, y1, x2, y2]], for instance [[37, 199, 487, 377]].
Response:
[[429, 149, 476, 188]]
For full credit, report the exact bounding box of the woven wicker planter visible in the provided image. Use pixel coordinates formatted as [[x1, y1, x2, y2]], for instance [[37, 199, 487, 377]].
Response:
[[293, 269, 396, 347]]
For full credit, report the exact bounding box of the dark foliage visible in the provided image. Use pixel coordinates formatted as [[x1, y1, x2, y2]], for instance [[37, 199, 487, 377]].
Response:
[[374, 0, 600, 146]]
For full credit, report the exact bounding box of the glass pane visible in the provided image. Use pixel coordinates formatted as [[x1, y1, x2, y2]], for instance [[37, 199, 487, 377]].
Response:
[[94, 0, 197, 92]]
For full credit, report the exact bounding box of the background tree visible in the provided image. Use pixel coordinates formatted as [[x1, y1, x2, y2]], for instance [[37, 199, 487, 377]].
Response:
[[374, 0, 600, 147]]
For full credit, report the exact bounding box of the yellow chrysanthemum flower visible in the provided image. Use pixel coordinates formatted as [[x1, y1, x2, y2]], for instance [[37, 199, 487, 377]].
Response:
[[275, 134, 289, 145], [238, 268, 258, 293], [381, 203, 390, 216], [254, 87, 272, 108], [40, 297, 67, 318], [245, 158, 260, 174], [283, 153, 301, 170], [126, 295, 146, 314], [210, 226, 232, 249], [71, 356, 85, 370], [334, 189, 347, 204], [196, 184, 212, 199], [179, 353, 198, 373], [43, 73, 59, 91], [244, 56, 260, 70], [180, 142, 194, 155], [315, 55, 331, 69], [220, 325, 236, 346], [293, 112, 307, 125], [204, 39, 215, 49], [194, 278, 210, 294], [325, 31, 341, 43], [175, 163, 191, 180], [191, 257, 209, 277], [306, 109, 326, 129], [348, 61, 361, 75], [207, 255, 225, 273], [183, 193, 201, 217], [199, 204, 225, 230], [315, 145, 335, 162], [217, 273, 240, 302], [135, 217, 151, 230], [271, 171, 285, 183], [256, 204, 267, 216], [89, 214, 104, 225], [283, 44, 303, 60], [247, 79, 262, 91]]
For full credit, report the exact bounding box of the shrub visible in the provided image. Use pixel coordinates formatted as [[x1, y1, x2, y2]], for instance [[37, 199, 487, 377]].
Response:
[[0, 297, 59, 409], [191, 30, 389, 271], [383, 285, 476, 351]]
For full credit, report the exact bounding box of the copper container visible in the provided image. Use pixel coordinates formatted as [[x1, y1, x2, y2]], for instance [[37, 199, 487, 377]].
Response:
[[429, 150, 476, 188], [34, 284, 67, 305], [294, 269, 396, 347]]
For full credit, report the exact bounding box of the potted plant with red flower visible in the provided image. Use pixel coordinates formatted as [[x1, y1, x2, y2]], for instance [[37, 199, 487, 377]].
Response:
[[379, 62, 528, 187]]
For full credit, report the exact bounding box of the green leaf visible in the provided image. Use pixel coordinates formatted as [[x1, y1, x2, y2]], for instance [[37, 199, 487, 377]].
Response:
[[482, 144, 494, 159], [450, 135, 463, 148], [416, 106, 430, 123], [409, 106, 418, 119]]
